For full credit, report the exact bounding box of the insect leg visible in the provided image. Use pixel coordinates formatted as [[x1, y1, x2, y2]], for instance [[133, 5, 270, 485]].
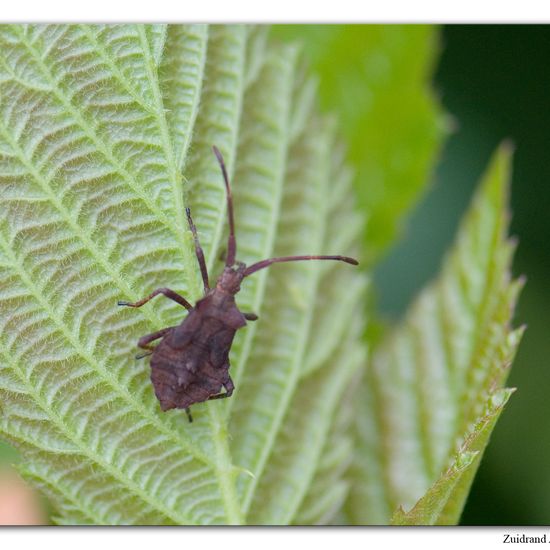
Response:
[[243, 312, 258, 321], [224, 376, 235, 396], [185, 407, 193, 423], [186, 207, 210, 293], [118, 288, 192, 311], [207, 393, 231, 401], [207, 375, 234, 401], [137, 327, 174, 351]]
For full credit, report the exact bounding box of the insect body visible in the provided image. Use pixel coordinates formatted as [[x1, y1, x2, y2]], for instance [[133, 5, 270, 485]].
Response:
[[118, 146, 358, 421]]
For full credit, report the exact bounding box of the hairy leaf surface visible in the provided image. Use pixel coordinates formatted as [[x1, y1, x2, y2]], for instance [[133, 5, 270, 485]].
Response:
[[0, 24, 365, 525]]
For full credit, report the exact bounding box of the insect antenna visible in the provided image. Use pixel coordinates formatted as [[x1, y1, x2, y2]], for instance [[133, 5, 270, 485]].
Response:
[[212, 145, 237, 267], [186, 207, 209, 292], [243, 255, 358, 277]]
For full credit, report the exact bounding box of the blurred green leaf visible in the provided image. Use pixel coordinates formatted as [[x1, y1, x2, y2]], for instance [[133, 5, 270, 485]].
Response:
[[0, 439, 19, 462], [347, 145, 523, 525], [272, 25, 447, 263]]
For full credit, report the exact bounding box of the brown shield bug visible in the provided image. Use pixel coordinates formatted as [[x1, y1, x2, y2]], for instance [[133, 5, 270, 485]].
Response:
[[118, 146, 358, 422]]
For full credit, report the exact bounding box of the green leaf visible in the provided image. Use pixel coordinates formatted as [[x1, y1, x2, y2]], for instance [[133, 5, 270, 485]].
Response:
[[0, 24, 365, 525], [346, 145, 523, 525], [391, 388, 515, 525], [271, 25, 447, 262]]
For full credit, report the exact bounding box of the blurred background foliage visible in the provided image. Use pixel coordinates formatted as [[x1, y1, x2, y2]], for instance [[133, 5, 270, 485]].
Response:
[[274, 25, 446, 264], [1, 24, 548, 525], [273, 24, 550, 525]]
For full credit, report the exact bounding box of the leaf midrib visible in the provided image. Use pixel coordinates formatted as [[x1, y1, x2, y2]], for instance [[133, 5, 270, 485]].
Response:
[[135, 24, 195, 283], [242, 136, 331, 515], [227, 46, 295, 409], [172, 25, 209, 173], [201, 26, 248, 279]]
